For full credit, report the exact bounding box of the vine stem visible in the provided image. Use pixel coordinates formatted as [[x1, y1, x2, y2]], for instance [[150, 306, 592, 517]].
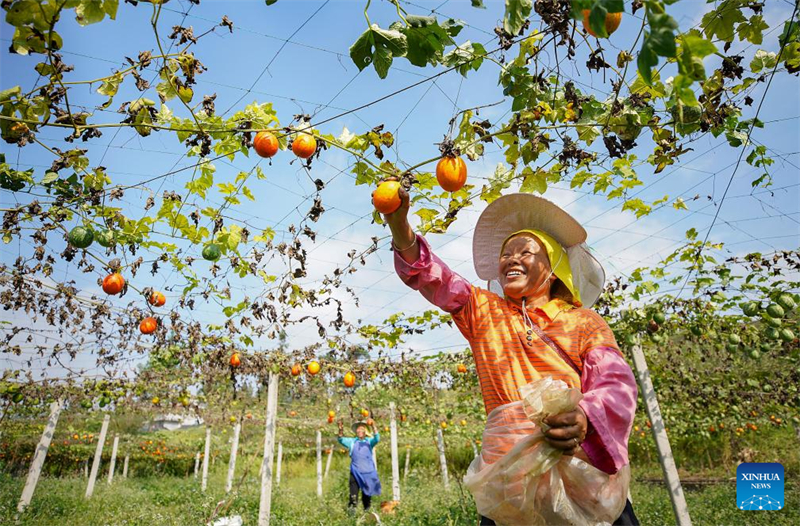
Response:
[[390, 0, 410, 27], [150, 1, 205, 135], [363, 0, 372, 26], [59, 54, 181, 86], [41, 1, 79, 137]]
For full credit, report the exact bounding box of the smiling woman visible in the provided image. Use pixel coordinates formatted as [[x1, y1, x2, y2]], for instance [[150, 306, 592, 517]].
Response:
[[381, 190, 640, 525]]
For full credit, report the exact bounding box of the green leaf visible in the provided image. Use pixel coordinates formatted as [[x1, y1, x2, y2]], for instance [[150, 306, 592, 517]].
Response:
[[0, 86, 21, 104], [701, 0, 746, 43], [185, 167, 214, 199], [737, 15, 768, 44], [395, 16, 457, 67], [103, 0, 119, 20], [97, 71, 123, 109], [750, 50, 777, 73], [353, 162, 377, 186], [621, 198, 652, 218], [471, 0, 486, 7], [480, 163, 514, 203], [520, 167, 547, 194], [589, 5, 610, 39], [265, 0, 278, 5], [504, 0, 532, 36], [41, 171, 59, 185], [75, 0, 106, 26], [349, 24, 408, 79], [443, 41, 486, 76], [637, 11, 678, 85], [677, 31, 716, 82], [415, 208, 439, 223]]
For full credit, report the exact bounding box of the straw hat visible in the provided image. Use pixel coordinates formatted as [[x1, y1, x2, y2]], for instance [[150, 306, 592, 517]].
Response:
[[473, 193, 605, 308], [351, 420, 372, 435]]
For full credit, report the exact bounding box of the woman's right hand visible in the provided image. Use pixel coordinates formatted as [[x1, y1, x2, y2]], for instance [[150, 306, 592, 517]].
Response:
[[382, 182, 411, 230], [377, 178, 418, 262]]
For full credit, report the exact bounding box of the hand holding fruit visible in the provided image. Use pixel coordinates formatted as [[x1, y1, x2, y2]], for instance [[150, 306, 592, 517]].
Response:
[[374, 178, 418, 263]]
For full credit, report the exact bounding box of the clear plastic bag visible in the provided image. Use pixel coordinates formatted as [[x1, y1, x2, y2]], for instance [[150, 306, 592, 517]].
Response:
[[464, 377, 630, 526]]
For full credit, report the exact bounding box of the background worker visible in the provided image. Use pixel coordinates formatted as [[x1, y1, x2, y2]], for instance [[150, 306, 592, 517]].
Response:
[[337, 418, 381, 512]]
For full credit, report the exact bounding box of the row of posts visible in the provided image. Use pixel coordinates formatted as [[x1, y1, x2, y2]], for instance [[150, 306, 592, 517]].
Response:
[[16, 408, 131, 516], [13, 375, 441, 525]]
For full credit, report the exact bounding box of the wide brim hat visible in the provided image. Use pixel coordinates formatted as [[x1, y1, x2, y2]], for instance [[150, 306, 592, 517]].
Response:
[[351, 420, 372, 435], [473, 193, 605, 308]]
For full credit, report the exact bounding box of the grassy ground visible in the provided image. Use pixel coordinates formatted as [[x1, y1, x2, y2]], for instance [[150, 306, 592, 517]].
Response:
[[2, 454, 799, 526]]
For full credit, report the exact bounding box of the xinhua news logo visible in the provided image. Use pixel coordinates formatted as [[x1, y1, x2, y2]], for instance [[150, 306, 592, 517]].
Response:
[[737, 462, 784, 511]]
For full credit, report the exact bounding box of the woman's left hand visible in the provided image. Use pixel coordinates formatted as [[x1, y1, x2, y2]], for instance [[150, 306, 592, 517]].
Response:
[[542, 407, 588, 456]]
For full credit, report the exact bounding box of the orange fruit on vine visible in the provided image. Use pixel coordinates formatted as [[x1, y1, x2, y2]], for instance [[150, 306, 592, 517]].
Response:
[[307, 360, 321, 375], [328, 410, 336, 418], [435, 156, 467, 192], [253, 131, 279, 158], [440, 421, 448, 429], [139, 317, 157, 334], [289, 410, 297, 417], [291, 364, 302, 376], [292, 133, 316, 159], [327, 416, 334, 424], [372, 180, 402, 215], [102, 273, 125, 295], [343, 371, 356, 388], [149, 290, 166, 307], [230, 352, 241, 368], [361, 408, 369, 418], [582, 9, 622, 38], [456, 364, 467, 374], [366, 418, 374, 426]]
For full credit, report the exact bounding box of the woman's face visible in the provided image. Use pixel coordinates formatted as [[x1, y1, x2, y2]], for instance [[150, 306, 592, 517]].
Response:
[[498, 234, 553, 300], [356, 425, 367, 438]]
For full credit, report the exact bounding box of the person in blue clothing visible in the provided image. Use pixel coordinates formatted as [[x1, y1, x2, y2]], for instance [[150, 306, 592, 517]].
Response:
[[337, 418, 381, 511]]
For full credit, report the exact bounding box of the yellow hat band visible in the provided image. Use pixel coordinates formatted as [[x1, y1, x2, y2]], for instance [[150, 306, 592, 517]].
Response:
[[500, 229, 582, 306]]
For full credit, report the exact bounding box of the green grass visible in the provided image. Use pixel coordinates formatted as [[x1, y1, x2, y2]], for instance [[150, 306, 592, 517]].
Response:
[[3, 453, 800, 525]]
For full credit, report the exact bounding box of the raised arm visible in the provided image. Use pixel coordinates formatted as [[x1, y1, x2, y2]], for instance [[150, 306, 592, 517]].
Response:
[[383, 185, 471, 314]]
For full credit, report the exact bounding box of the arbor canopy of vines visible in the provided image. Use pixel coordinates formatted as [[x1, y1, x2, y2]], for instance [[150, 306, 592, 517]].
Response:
[[1, 0, 799, 443]]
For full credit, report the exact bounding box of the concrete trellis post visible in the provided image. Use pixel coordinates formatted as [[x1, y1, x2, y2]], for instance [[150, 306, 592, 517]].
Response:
[[436, 427, 449, 490], [276, 442, 283, 487], [403, 445, 411, 483], [122, 455, 129, 478], [85, 414, 111, 499], [630, 343, 692, 526], [107, 434, 119, 484], [258, 372, 279, 526], [324, 445, 333, 480], [84, 459, 89, 478], [225, 422, 241, 493], [194, 452, 200, 479], [16, 399, 64, 514], [389, 402, 401, 501], [201, 426, 212, 492], [316, 430, 323, 498], [372, 447, 378, 471]]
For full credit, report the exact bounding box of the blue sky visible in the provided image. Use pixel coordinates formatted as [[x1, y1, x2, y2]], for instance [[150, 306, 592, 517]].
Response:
[[1, 0, 798, 379]]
